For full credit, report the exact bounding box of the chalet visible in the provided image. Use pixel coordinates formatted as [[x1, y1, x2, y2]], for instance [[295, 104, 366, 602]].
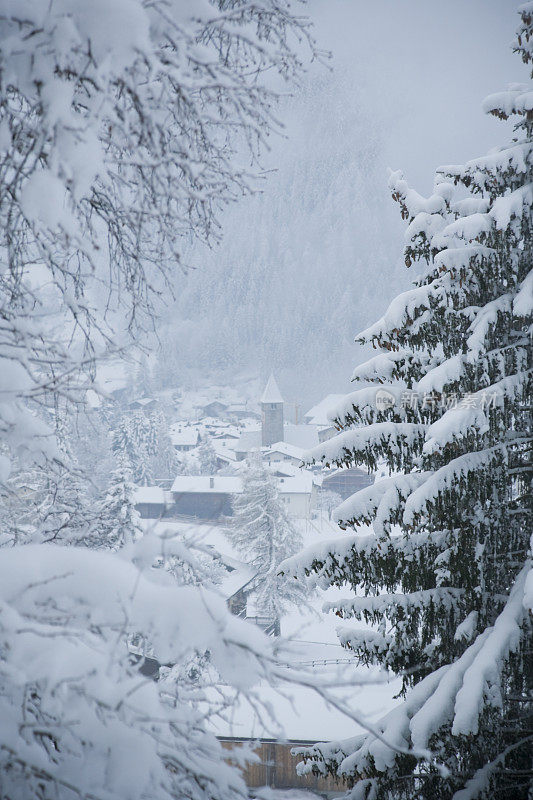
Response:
[[211, 428, 240, 443], [303, 393, 346, 427], [167, 470, 315, 521], [224, 571, 253, 617], [211, 440, 238, 470], [128, 396, 157, 413], [263, 441, 304, 467], [169, 475, 241, 519], [220, 738, 339, 794], [277, 472, 316, 519], [321, 466, 374, 500], [134, 486, 169, 519], [200, 400, 228, 419], [170, 425, 200, 451], [224, 402, 260, 422], [235, 424, 318, 460], [303, 393, 347, 443]]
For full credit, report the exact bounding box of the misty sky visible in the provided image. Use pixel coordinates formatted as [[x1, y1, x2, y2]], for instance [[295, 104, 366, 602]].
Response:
[[165, 0, 523, 406]]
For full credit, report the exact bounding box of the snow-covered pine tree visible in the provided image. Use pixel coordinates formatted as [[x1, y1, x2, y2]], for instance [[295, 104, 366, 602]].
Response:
[[112, 409, 177, 485], [135, 354, 155, 399], [112, 411, 153, 485], [286, 7, 533, 799], [198, 437, 219, 475], [146, 409, 178, 483], [92, 458, 143, 550], [227, 459, 306, 623]]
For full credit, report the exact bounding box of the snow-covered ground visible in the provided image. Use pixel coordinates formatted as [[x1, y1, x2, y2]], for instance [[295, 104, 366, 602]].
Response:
[[143, 514, 401, 744]]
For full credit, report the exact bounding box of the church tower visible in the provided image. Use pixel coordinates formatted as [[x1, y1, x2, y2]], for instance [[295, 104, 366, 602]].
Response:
[[261, 374, 284, 447]]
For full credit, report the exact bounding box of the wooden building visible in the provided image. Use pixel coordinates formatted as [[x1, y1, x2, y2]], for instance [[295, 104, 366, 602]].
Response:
[[134, 486, 168, 519], [220, 737, 341, 795], [321, 467, 374, 501], [169, 475, 240, 519]]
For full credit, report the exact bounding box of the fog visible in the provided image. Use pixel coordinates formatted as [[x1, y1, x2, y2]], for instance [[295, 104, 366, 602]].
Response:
[[159, 0, 520, 404]]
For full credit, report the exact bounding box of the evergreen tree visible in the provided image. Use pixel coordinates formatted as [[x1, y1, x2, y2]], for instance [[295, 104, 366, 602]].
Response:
[[148, 410, 178, 482], [94, 459, 143, 550], [291, 9, 533, 798], [197, 437, 219, 475], [112, 410, 177, 485], [227, 459, 307, 622], [112, 411, 153, 484], [135, 354, 155, 398]]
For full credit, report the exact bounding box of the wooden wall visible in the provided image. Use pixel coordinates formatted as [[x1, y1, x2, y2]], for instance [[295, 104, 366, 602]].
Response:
[[220, 738, 341, 794]]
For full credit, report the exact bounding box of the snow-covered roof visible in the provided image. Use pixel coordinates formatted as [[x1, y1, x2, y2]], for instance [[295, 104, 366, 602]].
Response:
[[226, 402, 252, 412], [304, 394, 347, 426], [277, 473, 314, 495], [260, 374, 283, 404], [235, 425, 318, 454], [283, 423, 319, 450], [212, 429, 240, 440], [170, 476, 243, 494], [212, 441, 238, 462], [207, 663, 399, 742], [266, 462, 299, 477], [134, 487, 166, 505], [169, 426, 199, 446], [264, 441, 305, 461], [218, 565, 256, 600], [129, 396, 156, 407], [235, 429, 261, 453]]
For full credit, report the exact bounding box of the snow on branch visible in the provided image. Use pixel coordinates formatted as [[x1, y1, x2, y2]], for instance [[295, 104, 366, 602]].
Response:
[[306, 422, 427, 472]]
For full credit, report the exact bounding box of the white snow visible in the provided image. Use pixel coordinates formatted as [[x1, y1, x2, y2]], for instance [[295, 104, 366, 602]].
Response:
[[260, 374, 284, 404]]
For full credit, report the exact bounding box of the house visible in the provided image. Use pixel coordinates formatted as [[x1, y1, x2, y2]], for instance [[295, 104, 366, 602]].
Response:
[[169, 475, 242, 519], [212, 440, 238, 470], [200, 401, 228, 419], [234, 429, 262, 460], [128, 396, 157, 413], [200, 533, 279, 634], [170, 425, 200, 451], [211, 428, 241, 443], [303, 393, 346, 426], [220, 738, 340, 794], [134, 486, 169, 519], [211, 552, 257, 616], [263, 441, 304, 467], [235, 424, 319, 461], [321, 466, 374, 500], [277, 472, 316, 519], [225, 403, 260, 422], [303, 393, 347, 443]]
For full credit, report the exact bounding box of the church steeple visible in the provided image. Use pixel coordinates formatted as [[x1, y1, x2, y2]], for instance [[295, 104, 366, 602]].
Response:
[[261, 374, 284, 446]]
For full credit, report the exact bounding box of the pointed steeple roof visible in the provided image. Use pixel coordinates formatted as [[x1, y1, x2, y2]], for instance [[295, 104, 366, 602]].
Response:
[[260, 373, 283, 404]]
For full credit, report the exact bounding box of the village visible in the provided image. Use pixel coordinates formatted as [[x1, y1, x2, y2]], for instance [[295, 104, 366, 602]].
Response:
[[116, 375, 394, 795], [132, 375, 372, 523], [2, 3, 528, 799]]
